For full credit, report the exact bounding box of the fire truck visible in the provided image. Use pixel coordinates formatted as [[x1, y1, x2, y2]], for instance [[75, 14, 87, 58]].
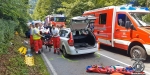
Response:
[[44, 14, 66, 28], [82, 4, 150, 60]]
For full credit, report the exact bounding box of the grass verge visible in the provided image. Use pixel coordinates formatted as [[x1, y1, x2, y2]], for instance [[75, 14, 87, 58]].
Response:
[[0, 35, 50, 75]]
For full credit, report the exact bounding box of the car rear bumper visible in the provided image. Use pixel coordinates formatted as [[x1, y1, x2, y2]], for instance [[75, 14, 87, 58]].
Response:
[[67, 47, 98, 55]]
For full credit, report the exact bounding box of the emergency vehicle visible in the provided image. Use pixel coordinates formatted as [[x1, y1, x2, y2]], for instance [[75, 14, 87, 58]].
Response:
[[44, 14, 66, 28], [83, 4, 150, 60]]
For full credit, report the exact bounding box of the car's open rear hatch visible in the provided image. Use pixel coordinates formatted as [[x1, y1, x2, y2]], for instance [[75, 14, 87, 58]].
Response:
[[70, 16, 96, 30]]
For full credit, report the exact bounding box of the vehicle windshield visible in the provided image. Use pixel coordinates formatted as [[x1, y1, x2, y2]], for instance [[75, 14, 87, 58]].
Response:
[[54, 17, 66, 22], [130, 12, 150, 27]]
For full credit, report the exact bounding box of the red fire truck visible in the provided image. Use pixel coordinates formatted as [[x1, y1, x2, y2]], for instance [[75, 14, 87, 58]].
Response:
[[44, 14, 66, 28]]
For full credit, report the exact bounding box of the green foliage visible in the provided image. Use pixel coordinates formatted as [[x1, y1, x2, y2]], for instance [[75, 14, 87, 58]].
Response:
[[32, 0, 150, 25], [0, 19, 17, 54], [32, 0, 51, 20], [0, 0, 30, 54]]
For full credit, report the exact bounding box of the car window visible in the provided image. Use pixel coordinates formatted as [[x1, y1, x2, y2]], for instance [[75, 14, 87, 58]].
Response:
[[59, 30, 68, 37], [72, 30, 81, 36], [72, 31, 76, 36]]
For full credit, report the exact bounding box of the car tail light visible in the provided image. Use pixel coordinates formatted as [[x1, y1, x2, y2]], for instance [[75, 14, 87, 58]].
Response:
[[68, 32, 74, 46]]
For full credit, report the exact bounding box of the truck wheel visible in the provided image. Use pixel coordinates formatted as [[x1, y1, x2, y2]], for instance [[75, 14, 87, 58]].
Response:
[[130, 46, 147, 60], [62, 47, 69, 58]]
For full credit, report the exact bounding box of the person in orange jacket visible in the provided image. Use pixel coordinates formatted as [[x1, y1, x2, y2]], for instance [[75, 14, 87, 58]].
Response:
[[33, 23, 43, 54], [51, 23, 60, 54]]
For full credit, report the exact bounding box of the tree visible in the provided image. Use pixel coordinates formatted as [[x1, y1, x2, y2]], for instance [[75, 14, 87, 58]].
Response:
[[57, 0, 95, 25], [32, 0, 51, 20], [32, 0, 150, 25], [0, 0, 30, 54]]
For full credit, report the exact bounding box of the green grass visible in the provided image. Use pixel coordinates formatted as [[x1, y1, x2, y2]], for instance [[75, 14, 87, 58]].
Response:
[[0, 35, 50, 75]]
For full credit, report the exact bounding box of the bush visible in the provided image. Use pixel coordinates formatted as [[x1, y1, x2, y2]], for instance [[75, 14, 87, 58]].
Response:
[[0, 19, 17, 54]]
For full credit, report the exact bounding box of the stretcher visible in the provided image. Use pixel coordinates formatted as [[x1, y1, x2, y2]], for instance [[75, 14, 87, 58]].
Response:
[[86, 65, 145, 75], [41, 33, 53, 52]]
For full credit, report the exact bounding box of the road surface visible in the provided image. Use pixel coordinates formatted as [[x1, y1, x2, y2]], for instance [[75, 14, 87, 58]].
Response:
[[41, 45, 150, 75]]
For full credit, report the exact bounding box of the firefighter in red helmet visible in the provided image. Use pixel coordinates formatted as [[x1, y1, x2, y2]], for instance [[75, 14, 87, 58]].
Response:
[[51, 22, 60, 54]]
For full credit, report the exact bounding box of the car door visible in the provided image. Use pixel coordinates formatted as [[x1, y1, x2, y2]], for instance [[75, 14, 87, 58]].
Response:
[[114, 13, 133, 50], [59, 29, 69, 49]]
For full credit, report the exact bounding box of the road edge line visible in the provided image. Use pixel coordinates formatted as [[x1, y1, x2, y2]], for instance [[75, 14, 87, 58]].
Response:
[[41, 53, 58, 75], [96, 52, 150, 75]]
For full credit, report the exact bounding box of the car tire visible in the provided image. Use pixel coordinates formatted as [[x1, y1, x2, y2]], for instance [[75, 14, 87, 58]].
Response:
[[62, 47, 69, 58], [89, 52, 95, 55], [130, 46, 147, 60]]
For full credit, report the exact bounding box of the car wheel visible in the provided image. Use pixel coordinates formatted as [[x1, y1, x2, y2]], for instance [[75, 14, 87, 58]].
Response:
[[130, 46, 147, 60], [62, 47, 69, 58], [89, 52, 95, 55]]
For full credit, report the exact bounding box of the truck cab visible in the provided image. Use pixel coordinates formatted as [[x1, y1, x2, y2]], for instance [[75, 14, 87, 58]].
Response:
[[83, 4, 150, 60], [44, 14, 66, 28]]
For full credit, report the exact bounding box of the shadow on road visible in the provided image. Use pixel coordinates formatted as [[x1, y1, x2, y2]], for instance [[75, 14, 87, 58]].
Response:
[[65, 53, 98, 61], [100, 44, 129, 57], [100, 44, 150, 63], [60, 44, 150, 63]]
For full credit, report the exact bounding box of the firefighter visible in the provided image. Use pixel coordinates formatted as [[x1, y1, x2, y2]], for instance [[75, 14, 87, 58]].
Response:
[[29, 23, 35, 50], [51, 22, 60, 54], [33, 23, 43, 54], [39, 23, 45, 34]]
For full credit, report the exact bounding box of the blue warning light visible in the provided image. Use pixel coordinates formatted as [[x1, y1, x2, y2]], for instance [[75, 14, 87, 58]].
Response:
[[120, 6, 149, 11], [128, 7, 136, 10], [120, 7, 126, 10], [140, 7, 149, 11]]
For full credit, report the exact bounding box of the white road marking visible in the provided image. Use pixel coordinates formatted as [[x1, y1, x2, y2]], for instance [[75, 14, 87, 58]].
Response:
[[96, 52, 150, 75], [41, 53, 58, 75]]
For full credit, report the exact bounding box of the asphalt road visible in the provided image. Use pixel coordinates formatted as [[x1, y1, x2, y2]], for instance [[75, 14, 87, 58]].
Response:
[[41, 45, 150, 75]]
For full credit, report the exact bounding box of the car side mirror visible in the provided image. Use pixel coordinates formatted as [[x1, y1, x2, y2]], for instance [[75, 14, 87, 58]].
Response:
[[130, 25, 136, 30]]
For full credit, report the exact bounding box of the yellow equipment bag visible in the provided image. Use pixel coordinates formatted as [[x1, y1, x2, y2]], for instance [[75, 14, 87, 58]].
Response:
[[25, 55, 34, 66], [18, 46, 27, 55]]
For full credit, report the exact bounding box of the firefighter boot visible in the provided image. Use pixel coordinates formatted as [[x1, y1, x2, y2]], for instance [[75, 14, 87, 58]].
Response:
[[38, 50, 41, 54], [54, 49, 56, 54], [57, 48, 60, 55]]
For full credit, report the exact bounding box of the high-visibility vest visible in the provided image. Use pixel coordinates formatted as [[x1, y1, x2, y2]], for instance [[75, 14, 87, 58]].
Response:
[[33, 28, 41, 40]]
